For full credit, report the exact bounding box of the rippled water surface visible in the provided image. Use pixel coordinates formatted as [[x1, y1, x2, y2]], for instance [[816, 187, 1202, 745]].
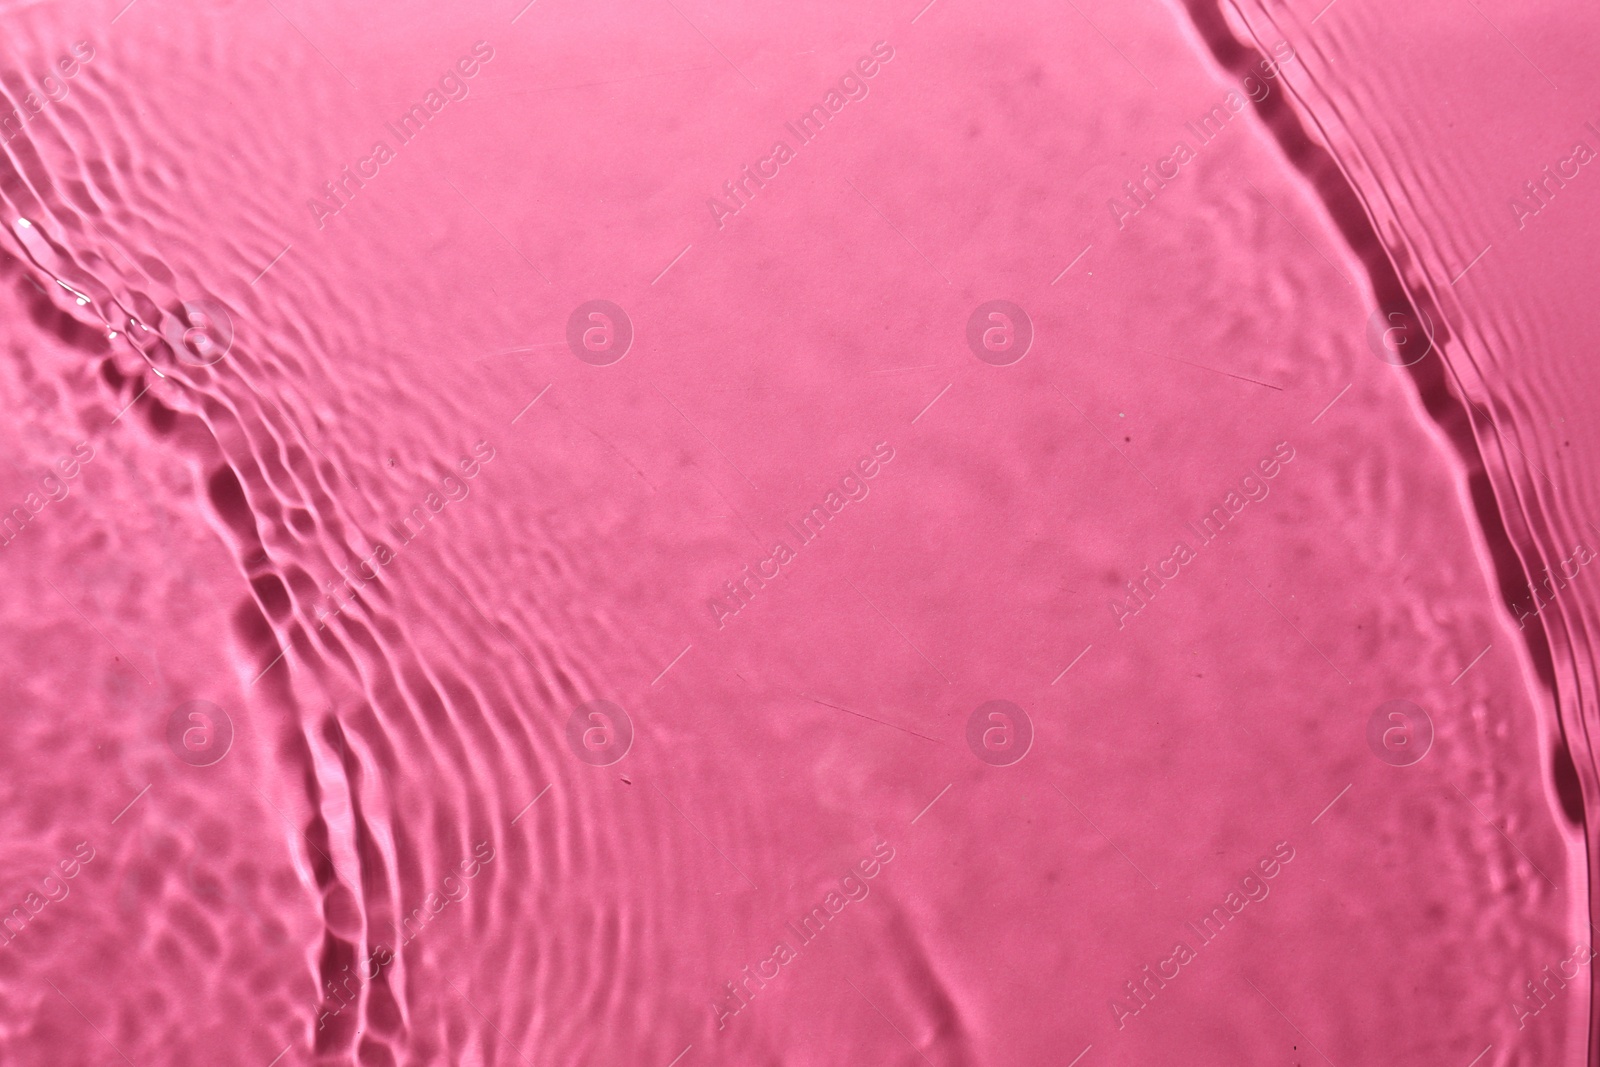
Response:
[[2, 1, 1598, 1064]]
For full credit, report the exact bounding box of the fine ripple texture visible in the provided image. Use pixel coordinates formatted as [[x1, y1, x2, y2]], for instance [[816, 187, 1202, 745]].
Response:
[[0, 1, 1594, 1066]]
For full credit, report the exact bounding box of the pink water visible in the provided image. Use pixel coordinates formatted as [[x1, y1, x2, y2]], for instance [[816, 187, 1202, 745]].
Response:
[[1, 1, 1598, 1064]]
